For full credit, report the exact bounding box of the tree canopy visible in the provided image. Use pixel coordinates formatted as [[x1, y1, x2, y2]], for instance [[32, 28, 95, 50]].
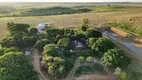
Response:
[[101, 49, 131, 68], [58, 38, 70, 48], [6, 22, 30, 33], [43, 44, 64, 57], [0, 52, 39, 80], [92, 37, 114, 56], [41, 55, 65, 77]]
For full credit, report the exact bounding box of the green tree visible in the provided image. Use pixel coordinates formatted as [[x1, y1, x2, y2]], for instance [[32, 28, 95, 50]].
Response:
[[58, 38, 70, 48], [92, 37, 114, 56], [43, 44, 64, 57], [87, 38, 97, 48], [6, 22, 30, 33], [101, 49, 131, 68], [0, 52, 39, 80], [41, 55, 65, 77], [1, 32, 36, 48], [81, 18, 89, 31], [34, 39, 49, 50], [86, 56, 93, 63], [30, 28, 38, 34]]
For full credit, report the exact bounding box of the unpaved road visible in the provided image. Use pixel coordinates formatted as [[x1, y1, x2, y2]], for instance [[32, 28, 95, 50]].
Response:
[[32, 48, 49, 80]]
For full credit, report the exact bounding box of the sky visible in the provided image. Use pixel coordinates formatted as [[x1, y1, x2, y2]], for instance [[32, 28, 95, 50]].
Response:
[[0, 0, 141, 2]]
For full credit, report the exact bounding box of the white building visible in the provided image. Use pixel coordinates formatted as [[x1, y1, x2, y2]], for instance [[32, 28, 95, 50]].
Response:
[[37, 23, 45, 30]]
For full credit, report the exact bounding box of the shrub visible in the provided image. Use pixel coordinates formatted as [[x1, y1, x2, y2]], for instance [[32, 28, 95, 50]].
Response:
[[114, 67, 127, 80], [34, 39, 50, 50], [87, 38, 97, 48], [56, 35, 64, 40], [81, 18, 89, 31], [92, 37, 114, 56], [101, 49, 131, 68], [29, 28, 38, 34]]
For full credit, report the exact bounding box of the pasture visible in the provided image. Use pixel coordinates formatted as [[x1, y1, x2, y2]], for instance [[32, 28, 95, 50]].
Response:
[[0, 3, 142, 38]]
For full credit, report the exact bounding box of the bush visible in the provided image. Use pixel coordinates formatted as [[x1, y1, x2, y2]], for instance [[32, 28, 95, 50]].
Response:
[[86, 29, 102, 38], [34, 39, 50, 50], [58, 38, 70, 48], [29, 28, 38, 34], [91, 37, 114, 56], [81, 18, 89, 31], [101, 49, 131, 68], [87, 38, 97, 48]]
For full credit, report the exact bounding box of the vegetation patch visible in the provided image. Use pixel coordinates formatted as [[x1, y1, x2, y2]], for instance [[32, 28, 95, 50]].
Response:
[[94, 6, 126, 12], [75, 63, 108, 77], [106, 22, 142, 36]]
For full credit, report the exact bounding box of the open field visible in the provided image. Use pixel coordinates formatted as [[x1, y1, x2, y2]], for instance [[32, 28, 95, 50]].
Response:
[[0, 11, 142, 38], [0, 3, 142, 38]]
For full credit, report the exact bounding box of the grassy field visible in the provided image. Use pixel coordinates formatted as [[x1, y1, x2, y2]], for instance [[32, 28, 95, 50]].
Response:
[[0, 3, 142, 38]]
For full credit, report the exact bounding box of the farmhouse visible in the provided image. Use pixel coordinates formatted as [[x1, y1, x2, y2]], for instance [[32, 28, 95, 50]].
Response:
[[73, 40, 86, 50]]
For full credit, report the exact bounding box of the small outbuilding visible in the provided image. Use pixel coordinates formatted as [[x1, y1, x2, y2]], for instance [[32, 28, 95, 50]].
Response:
[[37, 23, 45, 30]]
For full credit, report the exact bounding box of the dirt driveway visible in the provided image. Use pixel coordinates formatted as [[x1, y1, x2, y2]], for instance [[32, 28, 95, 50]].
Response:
[[32, 48, 49, 80]]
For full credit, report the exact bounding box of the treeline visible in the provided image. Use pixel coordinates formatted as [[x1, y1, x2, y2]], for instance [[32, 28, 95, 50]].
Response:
[[1, 7, 91, 17], [0, 22, 39, 80]]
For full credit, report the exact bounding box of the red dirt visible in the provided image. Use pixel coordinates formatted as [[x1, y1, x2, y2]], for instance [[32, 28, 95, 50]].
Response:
[[111, 27, 128, 37]]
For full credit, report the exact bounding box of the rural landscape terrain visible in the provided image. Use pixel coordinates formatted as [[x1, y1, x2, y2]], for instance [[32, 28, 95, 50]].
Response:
[[0, 2, 142, 80]]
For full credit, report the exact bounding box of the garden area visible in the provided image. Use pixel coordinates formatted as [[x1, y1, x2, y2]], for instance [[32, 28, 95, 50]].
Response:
[[0, 18, 141, 80]]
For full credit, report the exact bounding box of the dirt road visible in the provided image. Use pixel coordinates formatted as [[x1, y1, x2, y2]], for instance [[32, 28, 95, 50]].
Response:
[[32, 48, 49, 80], [65, 59, 80, 80]]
